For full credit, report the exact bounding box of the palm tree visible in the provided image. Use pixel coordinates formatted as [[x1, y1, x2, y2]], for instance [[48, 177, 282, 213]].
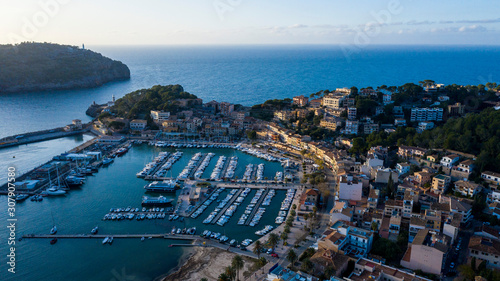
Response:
[[280, 232, 288, 245], [287, 249, 298, 266], [225, 266, 236, 281], [301, 258, 314, 273], [253, 240, 263, 259], [304, 213, 310, 230], [231, 255, 244, 281], [267, 233, 279, 252], [218, 273, 230, 281]]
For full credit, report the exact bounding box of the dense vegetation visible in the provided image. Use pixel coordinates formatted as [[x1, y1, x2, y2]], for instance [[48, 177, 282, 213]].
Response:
[[250, 98, 292, 121], [112, 84, 198, 119], [354, 108, 500, 174], [0, 42, 130, 93]]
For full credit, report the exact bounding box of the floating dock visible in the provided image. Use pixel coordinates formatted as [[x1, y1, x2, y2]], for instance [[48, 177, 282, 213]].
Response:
[[245, 189, 270, 225], [22, 233, 198, 240], [210, 188, 244, 224]]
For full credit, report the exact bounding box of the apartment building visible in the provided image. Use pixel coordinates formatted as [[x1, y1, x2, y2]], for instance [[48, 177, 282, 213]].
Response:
[[410, 108, 443, 122]]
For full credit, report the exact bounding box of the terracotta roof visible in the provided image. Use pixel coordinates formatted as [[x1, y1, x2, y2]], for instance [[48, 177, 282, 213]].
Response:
[[305, 189, 320, 196], [460, 159, 475, 166], [483, 171, 500, 178], [477, 224, 500, 239], [468, 236, 500, 256]]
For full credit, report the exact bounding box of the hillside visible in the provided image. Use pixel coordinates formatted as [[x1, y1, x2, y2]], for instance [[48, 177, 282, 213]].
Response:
[[0, 42, 130, 93], [112, 84, 198, 119]]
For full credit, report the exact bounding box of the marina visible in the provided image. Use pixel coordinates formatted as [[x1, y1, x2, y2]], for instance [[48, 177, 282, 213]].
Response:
[[0, 141, 294, 281]]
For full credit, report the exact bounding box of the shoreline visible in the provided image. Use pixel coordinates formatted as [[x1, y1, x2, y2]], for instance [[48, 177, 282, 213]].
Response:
[[159, 246, 257, 281], [153, 246, 197, 281]]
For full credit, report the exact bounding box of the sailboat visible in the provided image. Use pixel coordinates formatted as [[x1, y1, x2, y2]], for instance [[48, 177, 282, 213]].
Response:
[[42, 165, 67, 196]]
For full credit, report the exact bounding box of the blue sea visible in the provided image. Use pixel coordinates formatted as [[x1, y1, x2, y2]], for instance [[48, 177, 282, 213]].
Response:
[[0, 45, 499, 138]]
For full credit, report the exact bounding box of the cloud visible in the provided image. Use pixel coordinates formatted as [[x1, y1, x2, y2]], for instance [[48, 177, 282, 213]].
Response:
[[431, 25, 488, 33], [289, 24, 308, 29], [438, 18, 500, 24], [456, 18, 500, 24], [458, 25, 487, 32], [407, 20, 435, 25]]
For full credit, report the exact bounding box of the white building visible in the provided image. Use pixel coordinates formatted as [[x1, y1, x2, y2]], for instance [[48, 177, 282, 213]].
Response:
[[396, 163, 411, 175], [482, 171, 500, 186], [418, 121, 434, 131], [344, 120, 359, 135], [338, 174, 363, 201], [130, 119, 147, 131], [348, 107, 357, 120], [410, 108, 443, 122], [150, 110, 171, 122], [323, 95, 345, 109], [440, 154, 460, 168]]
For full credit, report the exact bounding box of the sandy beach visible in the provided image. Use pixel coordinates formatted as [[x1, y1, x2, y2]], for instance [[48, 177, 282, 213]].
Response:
[[160, 246, 257, 281]]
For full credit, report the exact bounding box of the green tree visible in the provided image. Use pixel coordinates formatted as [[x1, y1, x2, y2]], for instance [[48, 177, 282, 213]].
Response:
[[287, 250, 298, 266], [253, 240, 263, 259], [350, 137, 366, 154], [280, 232, 288, 245], [231, 255, 244, 281], [247, 130, 257, 140], [458, 265, 476, 280], [301, 258, 314, 273], [386, 173, 395, 199], [218, 273, 231, 281], [267, 233, 280, 251]]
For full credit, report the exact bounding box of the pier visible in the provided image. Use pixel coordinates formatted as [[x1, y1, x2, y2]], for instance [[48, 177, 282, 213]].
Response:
[[143, 152, 172, 180], [188, 153, 207, 178], [22, 233, 198, 240], [245, 189, 270, 225], [0, 125, 92, 150], [211, 188, 244, 224]]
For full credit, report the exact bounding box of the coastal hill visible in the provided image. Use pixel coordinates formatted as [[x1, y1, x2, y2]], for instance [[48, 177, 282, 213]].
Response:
[[0, 42, 130, 93], [112, 84, 198, 118]]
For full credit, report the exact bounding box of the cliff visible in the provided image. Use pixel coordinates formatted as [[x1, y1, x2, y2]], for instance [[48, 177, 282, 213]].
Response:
[[0, 42, 130, 93]]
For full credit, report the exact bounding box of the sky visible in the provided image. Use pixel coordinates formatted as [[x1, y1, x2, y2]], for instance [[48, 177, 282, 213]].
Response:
[[1, 0, 500, 46]]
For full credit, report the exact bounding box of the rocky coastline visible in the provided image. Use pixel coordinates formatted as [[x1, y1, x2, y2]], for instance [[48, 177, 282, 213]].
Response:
[[0, 42, 130, 93]]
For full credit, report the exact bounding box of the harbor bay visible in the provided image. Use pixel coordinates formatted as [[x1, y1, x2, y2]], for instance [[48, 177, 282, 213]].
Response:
[[1, 143, 293, 281]]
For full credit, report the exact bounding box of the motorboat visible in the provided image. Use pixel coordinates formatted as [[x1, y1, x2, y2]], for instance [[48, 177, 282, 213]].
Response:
[[102, 158, 114, 166], [141, 196, 174, 206], [91, 226, 98, 235], [43, 186, 67, 196], [144, 180, 178, 193], [50, 226, 57, 235], [15, 194, 29, 202]]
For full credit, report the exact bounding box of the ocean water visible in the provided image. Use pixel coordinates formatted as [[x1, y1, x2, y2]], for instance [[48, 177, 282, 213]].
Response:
[[0, 45, 499, 138]]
